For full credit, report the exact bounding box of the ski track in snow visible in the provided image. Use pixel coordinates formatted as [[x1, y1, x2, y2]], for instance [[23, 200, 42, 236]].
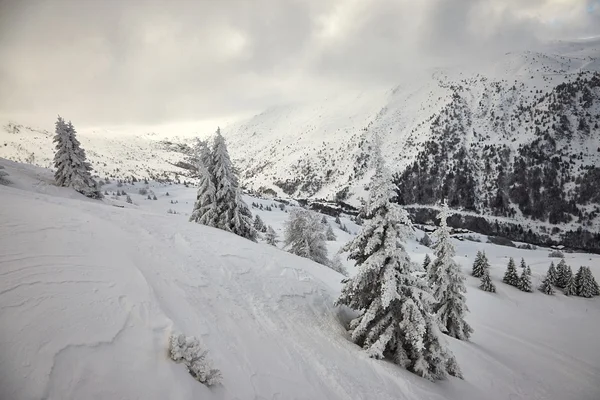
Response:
[[1, 160, 600, 400]]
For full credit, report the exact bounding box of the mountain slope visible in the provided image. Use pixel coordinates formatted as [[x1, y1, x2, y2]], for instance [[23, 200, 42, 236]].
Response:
[[1, 159, 600, 400]]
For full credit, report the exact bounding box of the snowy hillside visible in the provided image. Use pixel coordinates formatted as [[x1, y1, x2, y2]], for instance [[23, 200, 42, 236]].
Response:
[[1, 158, 600, 400]]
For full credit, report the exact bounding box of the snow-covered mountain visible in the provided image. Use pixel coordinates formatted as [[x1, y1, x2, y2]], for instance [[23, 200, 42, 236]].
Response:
[[1, 38, 599, 246]]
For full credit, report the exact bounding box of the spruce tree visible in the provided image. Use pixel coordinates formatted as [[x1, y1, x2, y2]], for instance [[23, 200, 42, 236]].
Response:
[[321, 216, 328, 224], [326, 224, 337, 241], [539, 274, 555, 295], [126, 195, 132, 204], [471, 251, 489, 278], [265, 225, 278, 246], [518, 265, 532, 292], [479, 268, 496, 293], [53, 116, 101, 199], [503, 258, 519, 287], [564, 271, 577, 296], [211, 128, 256, 241], [335, 215, 341, 225], [284, 209, 329, 265], [335, 157, 462, 381], [189, 149, 218, 227], [422, 254, 432, 271], [555, 259, 569, 288], [575, 267, 600, 297], [427, 204, 473, 341], [546, 262, 558, 285], [253, 215, 265, 232], [329, 254, 348, 276], [519, 258, 527, 270]]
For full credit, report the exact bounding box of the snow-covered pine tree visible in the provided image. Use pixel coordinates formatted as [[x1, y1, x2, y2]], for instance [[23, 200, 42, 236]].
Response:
[[126, 195, 132, 204], [518, 265, 532, 292], [575, 266, 600, 297], [538, 273, 555, 295], [519, 258, 527, 270], [564, 271, 577, 296], [284, 209, 329, 265], [0, 165, 10, 185], [211, 128, 256, 241], [422, 254, 431, 271], [53, 117, 101, 199], [479, 268, 496, 293], [253, 215, 265, 232], [189, 143, 218, 227], [265, 225, 278, 246], [329, 253, 348, 276], [546, 262, 558, 285], [419, 232, 432, 247], [326, 224, 337, 241], [427, 204, 473, 341], [334, 215, 341, 225], [336, 151, 462, 381], [503, 258, 519, 287], [555, 259, 569, 288], [321, 216, 328, 224], [471, 251, 489, 278]]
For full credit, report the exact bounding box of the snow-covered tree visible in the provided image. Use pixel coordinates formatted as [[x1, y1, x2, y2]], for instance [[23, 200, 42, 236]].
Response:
[[471, 251, 489, 278], [53, 116, 101, 199], [555, 259, 570, 288], [546, 262, 558, 285], [422, 254, 431, 271], [265, 225, 278, 246], [189, 153, 218, 227], [503, 258, 519, 287], [539, 273, 555, 295], [253, 215, 265, 232], [211, 129, 256, 241], [479, 268, 496, 293], [0, 165, 10, 185], [419, 232, 432, 247], [575, 266, 600, 298], [284, 209, 329, 265], [518, 265, 532, 292], [169, 334, 221, 386], [126, 195, 132, 204], [334, 215, 341, 225], [564, 271, 577, 296], [427, 205, 473, 341], [335, 153, 462, 381], [326, 224, 337, 241], [519, 258, 527, 270], [321, 216, 328, 224], [329, 254, 348, 276]]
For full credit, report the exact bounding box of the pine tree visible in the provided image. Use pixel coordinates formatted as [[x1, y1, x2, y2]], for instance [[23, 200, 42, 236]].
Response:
[[503, 258, 519, 286], [335, 156, 462, 381], [564, 271, 577, 296], [539, 274, 555, 295], [126, 195, 132, 204], [546, 262, 558, 285], [326, 224, 337, 241], [147, 194, 152, 200], [419, 232, 432, 247], [0, 166, 10, 185], [479, 268, 496, 293], [211, 128, 256, 241], [284, 209, 329, 265], [53, 116, 101, 199], [265, 226, 278, 246], [427, 204, 473, 341], [329, 254, 348, 276], [519, 258, 527, 270], [555, 259, 569, 288], [321, 216, 328, 224], [471, 251, 489, 278], [334, 215, 341, 225], [153, 194, 157, 200], [575, 266, 600, 298], [253, 215, 265, 232], [518, 266, 532, 292], [422, 254, 431, 271], [189, 150, 218, 227]]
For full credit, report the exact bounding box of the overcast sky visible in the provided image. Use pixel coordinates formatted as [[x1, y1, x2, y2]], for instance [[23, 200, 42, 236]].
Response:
[[0, 0, 598, 127]]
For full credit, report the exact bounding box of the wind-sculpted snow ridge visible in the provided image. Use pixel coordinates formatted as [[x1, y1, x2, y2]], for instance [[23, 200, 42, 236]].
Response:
[[1, 159, 600, 400]]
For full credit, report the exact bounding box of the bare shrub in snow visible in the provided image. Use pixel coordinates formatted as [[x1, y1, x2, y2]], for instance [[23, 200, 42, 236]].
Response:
[[169, 334, 221, 386]]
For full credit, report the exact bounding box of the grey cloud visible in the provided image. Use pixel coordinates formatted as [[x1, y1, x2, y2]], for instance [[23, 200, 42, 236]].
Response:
[[0, 0, 597, 126]]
